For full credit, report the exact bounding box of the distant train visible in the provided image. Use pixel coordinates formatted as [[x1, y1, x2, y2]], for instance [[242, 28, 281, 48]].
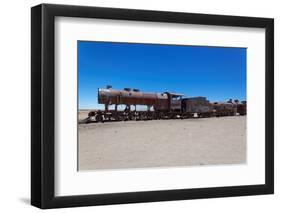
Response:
[[83, 86, 246, 123]]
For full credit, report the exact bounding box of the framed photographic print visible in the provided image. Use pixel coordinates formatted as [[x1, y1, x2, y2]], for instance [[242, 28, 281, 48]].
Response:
[[31, 3, 274, 209]]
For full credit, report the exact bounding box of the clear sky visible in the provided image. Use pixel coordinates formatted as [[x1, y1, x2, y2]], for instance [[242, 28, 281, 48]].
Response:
[[78, 41, 246, 109]]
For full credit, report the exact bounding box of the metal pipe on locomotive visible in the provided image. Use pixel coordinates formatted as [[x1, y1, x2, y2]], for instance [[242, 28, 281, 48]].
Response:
[[85, 85, 246, 123]]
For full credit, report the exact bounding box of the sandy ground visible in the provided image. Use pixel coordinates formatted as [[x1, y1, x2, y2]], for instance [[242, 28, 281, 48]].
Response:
[[78, 110, 91, 122], [78, 114, 246, 171]]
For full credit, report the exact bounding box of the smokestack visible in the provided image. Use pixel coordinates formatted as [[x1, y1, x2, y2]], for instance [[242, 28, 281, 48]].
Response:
[[227, 99, 233, 103], [124, 88, 132, 91]]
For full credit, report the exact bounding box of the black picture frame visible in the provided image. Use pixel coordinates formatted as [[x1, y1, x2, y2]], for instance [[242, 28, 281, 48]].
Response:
[[31, 3, 274, 209]]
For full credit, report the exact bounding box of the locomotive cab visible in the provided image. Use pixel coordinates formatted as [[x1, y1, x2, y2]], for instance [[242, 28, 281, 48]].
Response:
[[166, 92, 184, 112]]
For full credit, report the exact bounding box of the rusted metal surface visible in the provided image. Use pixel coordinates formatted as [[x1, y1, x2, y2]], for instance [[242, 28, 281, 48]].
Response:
[[98, 88, 162, 106], [237, 101, 247, 115], [81, 86, 247, 123], [154, 93, 169, 111], [212, 100, 241, 116], [182, 97, 212, 113]]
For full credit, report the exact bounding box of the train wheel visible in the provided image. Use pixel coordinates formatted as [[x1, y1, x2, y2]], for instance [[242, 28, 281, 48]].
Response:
[[112, 113, 118, 121], [128, 114, 135, 120], [95, 114, 103, 123]]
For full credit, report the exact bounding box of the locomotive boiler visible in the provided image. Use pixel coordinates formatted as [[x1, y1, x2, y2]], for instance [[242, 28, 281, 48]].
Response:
[[98, 85, 169, 111], [84, 86, 246, 123]]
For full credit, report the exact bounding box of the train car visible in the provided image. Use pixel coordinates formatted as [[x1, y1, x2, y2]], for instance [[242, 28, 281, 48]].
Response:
[[181, 97, 213, 117], [212, 100, 247, 117], [236, 101, 247, 115], [212, 101, 237, 117], [83, 86, 246, 123], [90, 86, 170, 122]]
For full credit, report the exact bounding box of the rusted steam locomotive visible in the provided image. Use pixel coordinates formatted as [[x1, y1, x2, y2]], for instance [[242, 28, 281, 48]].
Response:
[[84, 86, 246, 123]]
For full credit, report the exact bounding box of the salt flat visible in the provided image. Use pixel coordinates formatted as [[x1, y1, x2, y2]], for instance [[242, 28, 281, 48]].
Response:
[[78, 115, 246, 171]]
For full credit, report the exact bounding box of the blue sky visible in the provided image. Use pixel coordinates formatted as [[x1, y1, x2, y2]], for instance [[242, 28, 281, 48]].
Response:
[[78, 41, 246, 109]]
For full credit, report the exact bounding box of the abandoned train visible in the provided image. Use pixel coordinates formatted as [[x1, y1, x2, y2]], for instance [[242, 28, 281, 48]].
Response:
[[85, 86, 246, 123]]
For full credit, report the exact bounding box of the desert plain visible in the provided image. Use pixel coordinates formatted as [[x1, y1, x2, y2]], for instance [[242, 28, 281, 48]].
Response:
[[78, 111, 246, 171]]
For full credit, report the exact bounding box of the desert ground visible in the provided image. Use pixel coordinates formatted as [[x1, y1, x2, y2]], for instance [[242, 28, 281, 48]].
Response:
[[78, 112, 246, 171]]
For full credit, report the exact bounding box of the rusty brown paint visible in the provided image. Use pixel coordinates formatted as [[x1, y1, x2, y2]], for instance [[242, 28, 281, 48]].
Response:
[[98, 88, 168, 107]]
